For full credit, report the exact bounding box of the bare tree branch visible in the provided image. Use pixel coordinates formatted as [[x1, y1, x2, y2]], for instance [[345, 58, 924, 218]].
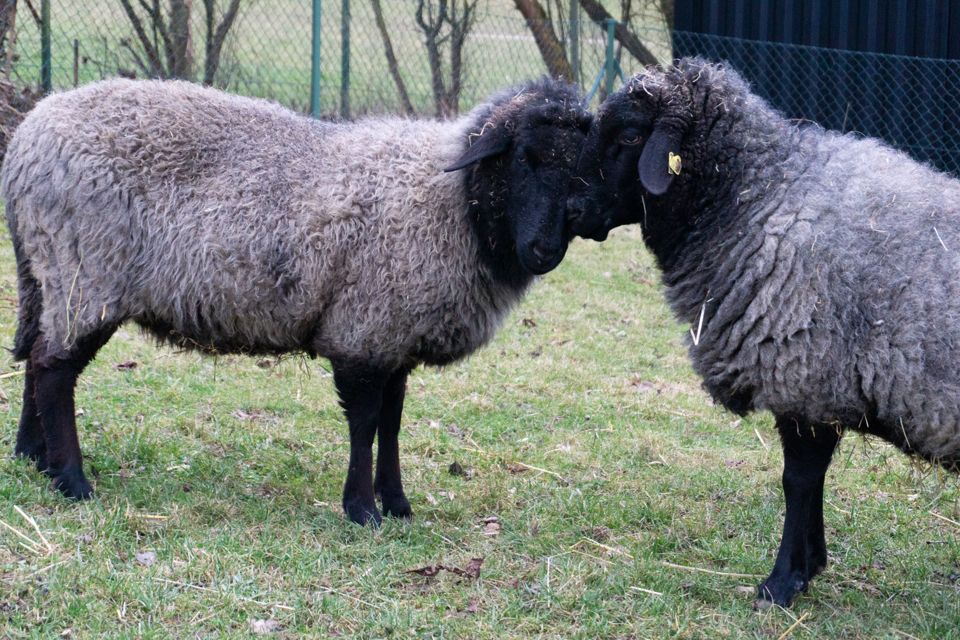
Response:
[[445, 0, 478, 116], [513, 0, 574, 80], [370, 0, 415, 116], [578, 0, 659, 66], [202, 0, 241, 85], [118, 0, 165, 76], [416, 0, 448, 117]]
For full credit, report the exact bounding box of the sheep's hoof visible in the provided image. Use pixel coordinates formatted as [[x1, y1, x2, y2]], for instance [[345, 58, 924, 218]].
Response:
[[381, 493, 413, 520], [753, 574, 807, 610], [50, 469, 93, 500], [344, 499, 382, 527]]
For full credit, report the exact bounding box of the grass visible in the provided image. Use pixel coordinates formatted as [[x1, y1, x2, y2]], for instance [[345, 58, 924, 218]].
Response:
[[0, 222, 958, 638]]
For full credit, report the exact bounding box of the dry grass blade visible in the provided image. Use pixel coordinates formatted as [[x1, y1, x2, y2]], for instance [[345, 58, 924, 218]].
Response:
[[153, 577, 294, 611], [0, 517, 42, 554], [777, 611, 810, 640], [14, 505, 52, 552], [929, 511, 960, 528], [571, 537, 633, 559], [660, 561, 764, 579]]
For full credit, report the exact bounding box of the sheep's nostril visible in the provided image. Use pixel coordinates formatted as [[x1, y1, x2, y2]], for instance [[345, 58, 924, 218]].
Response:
[[532, 243, 551, 261]]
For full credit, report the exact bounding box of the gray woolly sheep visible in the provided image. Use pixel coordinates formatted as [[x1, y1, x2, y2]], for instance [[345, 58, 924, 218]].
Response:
[[3, 77, 591, 526], [568, 58, 960, 607]]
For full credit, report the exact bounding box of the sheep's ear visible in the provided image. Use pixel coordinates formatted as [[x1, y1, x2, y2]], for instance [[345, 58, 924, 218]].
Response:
[[444, 129, 511, 172], [638, 126, 682, 196]]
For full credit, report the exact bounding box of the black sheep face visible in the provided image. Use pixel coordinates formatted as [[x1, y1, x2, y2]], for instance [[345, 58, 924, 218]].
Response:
[[447, 80, 593, 277], [568, 59, 746, 241]]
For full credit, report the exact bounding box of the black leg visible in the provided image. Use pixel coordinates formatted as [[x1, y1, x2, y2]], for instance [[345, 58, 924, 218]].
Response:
[[332, 361, 389, 527], [375, 368, 411, 519], [14, 358, 46, 471], [31, 327, 116, 500], [756, 417, 841, 609]]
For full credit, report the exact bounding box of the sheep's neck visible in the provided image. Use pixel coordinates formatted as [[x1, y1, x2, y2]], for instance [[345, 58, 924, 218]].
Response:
[[651, 111, 811, 327]]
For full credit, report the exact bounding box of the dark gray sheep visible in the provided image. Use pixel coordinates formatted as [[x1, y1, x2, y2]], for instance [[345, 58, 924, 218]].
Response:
[[569, 58, 960, 607], [3, 77, 591, 526]]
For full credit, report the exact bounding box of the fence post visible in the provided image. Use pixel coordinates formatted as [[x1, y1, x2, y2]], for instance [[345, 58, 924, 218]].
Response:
[[568, 0, 579, 86], [340, 0, 350, 118], [603, 18, 616, 95], [40, 0, 51, 93], [310, 0, 322, 118]]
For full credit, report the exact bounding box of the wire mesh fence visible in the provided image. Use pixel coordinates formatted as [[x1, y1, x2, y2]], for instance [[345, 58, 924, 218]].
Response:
[[3, 2, 960, 175], [674, 30, 960, 176], [7, 1, 670, 117]]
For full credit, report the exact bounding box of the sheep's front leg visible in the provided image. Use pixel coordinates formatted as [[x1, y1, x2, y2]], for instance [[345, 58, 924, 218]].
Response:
[[332, 362, 388, 527], [375, 368, 411, 519], [756, 417, 840, 609]]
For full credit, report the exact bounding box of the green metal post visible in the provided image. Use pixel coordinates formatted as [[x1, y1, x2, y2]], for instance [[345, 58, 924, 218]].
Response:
[[310, 0, 322, 118], [340, 0, 350, 118], [603, 18, 616, 95], [40, 0, 51, 93], [568, 0, 579, 86]]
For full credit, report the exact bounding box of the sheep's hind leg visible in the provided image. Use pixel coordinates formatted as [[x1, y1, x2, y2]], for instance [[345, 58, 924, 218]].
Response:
[[375, 367, 412, 519], [14, 359, 46, 471], [32, 327, 116, 500], [755, 417, 840, 609], [333, 361, 388, 527]]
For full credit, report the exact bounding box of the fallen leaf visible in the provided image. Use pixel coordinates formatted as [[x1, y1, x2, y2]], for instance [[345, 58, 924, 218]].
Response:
[[406, 557, 484, 580], [461, 598, 480, 615], [134, 551, 156, 567], [114, 361, 138, 371], [425, 493, 439, 506], [250, 619, 282, 634], [448, 461, 466, 477], [504, 462, 529, 474], [255, 359, 274, 369]]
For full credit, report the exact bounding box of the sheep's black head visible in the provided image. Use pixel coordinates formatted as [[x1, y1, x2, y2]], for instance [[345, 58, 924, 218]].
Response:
[[445, 78, 592, 281], [568, 58, 750, 241]]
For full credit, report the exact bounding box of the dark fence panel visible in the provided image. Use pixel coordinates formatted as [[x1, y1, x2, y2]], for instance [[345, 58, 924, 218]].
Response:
[[674, 1, 960, 176], [676, 0, 960, 57]]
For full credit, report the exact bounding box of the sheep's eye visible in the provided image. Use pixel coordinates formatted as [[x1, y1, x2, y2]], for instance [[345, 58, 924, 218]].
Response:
[[619, 133, 642, 146]]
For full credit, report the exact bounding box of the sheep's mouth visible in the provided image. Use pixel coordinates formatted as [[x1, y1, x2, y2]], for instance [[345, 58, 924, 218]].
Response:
[[519, 247, 566, 275]]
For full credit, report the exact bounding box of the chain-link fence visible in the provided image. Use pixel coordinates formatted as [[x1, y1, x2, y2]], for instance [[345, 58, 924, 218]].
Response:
[[4, 2, 960, 175], [674, 30, 960, 176], [6, 1, 670, 117]]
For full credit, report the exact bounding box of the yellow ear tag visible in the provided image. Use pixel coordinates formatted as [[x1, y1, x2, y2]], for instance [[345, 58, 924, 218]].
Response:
[[668, 152, 682, 176]]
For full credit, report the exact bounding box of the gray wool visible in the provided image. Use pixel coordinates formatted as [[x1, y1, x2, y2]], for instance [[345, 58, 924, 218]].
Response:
[[625, 60, 960, 467], [1, 79, 536, 371]]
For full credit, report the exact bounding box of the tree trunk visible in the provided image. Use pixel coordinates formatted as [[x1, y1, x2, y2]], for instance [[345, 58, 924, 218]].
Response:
[[371, 0, 415, 115], [203, 0, 242, 85], [169, 0, 192, 79], [415, 0, 448, 118], [513, 0, 573, 81], [579, 0, 659, 66]]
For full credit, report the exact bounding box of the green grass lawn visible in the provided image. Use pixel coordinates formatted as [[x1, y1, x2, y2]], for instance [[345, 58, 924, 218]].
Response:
[[0, 222, 957, 638]]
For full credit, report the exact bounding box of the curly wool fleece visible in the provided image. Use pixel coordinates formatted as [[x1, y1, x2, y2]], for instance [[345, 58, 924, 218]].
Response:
[[2, 79, 529, 370], [622, 61, 960, 467]]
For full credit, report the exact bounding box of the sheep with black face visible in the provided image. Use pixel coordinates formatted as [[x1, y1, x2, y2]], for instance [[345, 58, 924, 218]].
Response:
[[3, 77, 591, 526], [569, 57, 960, 608]]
